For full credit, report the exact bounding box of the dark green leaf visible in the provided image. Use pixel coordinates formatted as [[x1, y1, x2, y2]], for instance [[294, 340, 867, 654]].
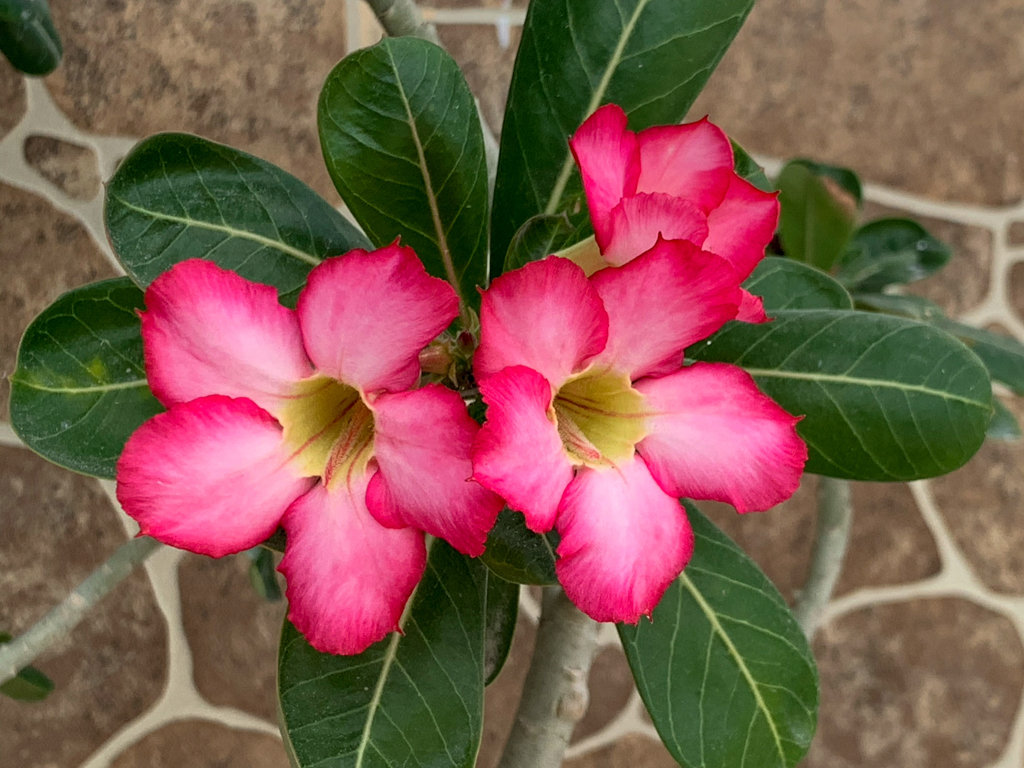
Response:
[[932, 319, 1024, 396], [836, 219, 951, 292], [743, 257, 853, 312], [9, 278, 163, 478], [491, 0, 757, 275], [852, 292, 945, 322], [106, 133, 368, 305], [690, 310, 992, 481], [0, 632, 55, 702], [479, 569, 519, 685], [987, 398, 1021, 442], [319, 37, 489, 306], [504, 213, 576, 272], [480, 509, 559, 586], [246, 548, 282, 602], [732, 141, 772, 193], [0, 0, 61, 76], [278, 541, 485, 768], [776, 160, 860, 271], [620, 504, 817, 768]]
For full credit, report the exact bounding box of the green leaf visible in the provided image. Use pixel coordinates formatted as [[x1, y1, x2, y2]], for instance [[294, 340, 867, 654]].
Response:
[[743, 257, 853, 312], [852, 292, 945, 322], [776, 160, 861, 271], [504, 213, 576, 272], [246, 548, 282, 602], [278, 541, 485, 768], [619, 504, 817, 768], [690, 310, 992, 481], [732, 141, 773, 193], [987, 398, 1021, 442], [479, 570, 519, 685], [931, 319, 1024, 397], [9, 278, 163, 478], [0, 632, 55, 702], [479, 509, 559, 586], [106, 133, 368, 305], [319, 37, 489, 307], [490, 0, 757, 276], [836, 218, 951, 292], [0, 0, 61, 76]]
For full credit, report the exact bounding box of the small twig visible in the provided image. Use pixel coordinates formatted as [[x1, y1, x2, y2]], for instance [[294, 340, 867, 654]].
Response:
[[497, 587, 600, 768], [0, 536, 162, 685], [794, 476, 853, 639]]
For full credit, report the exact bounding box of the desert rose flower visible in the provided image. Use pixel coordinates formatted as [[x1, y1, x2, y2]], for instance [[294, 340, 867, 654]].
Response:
[[471, 248, 807, 623], [116, 246, 502, 655], [568, 103, 780, 321]]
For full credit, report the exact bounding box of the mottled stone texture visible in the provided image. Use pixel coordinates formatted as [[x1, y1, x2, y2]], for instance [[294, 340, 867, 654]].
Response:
[[0, 447, 166, 768], [437, 25, 520, 136], [109, 721, 288, 768], [23, 134, 102, 200], [692, 0, 1024, 206], [805, 599, 1023, 768], [45, 0, 348, 204], [1008, 222, 1024, 247], [564, 734, 680, 768], [0, 182, 115, 418], [0, 56, 25, 139]]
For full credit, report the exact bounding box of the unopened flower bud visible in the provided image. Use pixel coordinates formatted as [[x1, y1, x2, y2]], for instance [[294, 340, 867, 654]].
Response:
[[419, 343, 454, 374]]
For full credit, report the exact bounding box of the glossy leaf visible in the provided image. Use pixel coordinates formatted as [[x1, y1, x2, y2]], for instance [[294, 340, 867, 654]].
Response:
[[733, 141, 773, 193], [932, 319, 1024, 397], [491, 0, 757, 275], [0, 632, 54, 702], [319, 37, 489, 306], [479, 569, 519, 685], [0, 0, 61, 76], [776, 160, 860, 271], [987, 398, 1021, 442], [619, 504, 818, 768], [742, 257, 853, 312], [690, 310, 992, 481], [246, 548, 282, 602], [836, 218, 951, 292], [504, 213, 576, 272], [9, 278, 163, 478], [479, 509, 559, 586], [279, 541, 485, 768], [852, 292, 945, 322], [106, 133, 368, 306]]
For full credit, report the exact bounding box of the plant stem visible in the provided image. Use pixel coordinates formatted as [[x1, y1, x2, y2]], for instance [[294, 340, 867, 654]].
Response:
[[794, 476, 853, 639], [497, 588, 600, 768], [0, 536, 162, 685]]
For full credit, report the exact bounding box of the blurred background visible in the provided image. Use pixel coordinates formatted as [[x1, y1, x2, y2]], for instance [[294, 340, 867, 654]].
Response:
[[2, 1, 1024, 766]]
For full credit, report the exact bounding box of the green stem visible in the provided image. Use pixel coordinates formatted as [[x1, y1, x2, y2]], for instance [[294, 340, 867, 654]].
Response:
[[794, 477, 853, 639]]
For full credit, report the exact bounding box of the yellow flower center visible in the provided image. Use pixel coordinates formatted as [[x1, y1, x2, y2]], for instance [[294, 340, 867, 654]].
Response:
[[551, 367, 648, 467], [278, 375, 375, 489]]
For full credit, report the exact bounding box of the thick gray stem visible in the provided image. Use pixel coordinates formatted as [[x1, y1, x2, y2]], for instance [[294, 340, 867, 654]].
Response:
[[794, 477, 853, 639], [0, 536, 162, 684], [497, 588, 600, 768]]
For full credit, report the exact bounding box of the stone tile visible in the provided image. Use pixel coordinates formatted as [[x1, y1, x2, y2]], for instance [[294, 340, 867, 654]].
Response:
[[0, 56, 25, 139], [691, 0, 1024, 206], [179, 552, 286, 723], [0, 182, 116, 418], [931, 396, 1024, 594], [45, 0, 350, 205], [1009, 262, 1024, 324], [805, 599, 1023, 768], [109, 720, 288, 768], [859, 202, 993, 317], [1009, 222, 1024, 247], [572, 647, 634, 743], [0, 446, 166, 768], [23, 134, 102, 200], [564, 734, 679, 768], [478, 613, 537, 768], [437, 25, 520, 136]]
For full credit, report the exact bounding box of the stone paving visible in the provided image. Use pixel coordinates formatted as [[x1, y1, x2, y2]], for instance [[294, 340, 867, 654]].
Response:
[[2, 1, 1024, 766]]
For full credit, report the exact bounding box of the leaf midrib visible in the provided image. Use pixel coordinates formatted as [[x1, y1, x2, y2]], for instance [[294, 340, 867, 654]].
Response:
[[10, 377, 148, 394]]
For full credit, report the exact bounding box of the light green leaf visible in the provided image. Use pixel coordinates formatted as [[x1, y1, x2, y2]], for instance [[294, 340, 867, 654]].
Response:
[[776, 160, 860, 271], [743, 257, 853, 312], [732, 141, 773, 193]]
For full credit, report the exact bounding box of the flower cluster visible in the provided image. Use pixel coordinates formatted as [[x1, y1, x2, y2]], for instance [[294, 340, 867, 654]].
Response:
[[116, 105, 807, 655]]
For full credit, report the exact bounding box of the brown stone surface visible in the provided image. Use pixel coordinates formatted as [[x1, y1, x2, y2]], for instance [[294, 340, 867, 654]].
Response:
[[1010, 262, 1024, 324], [1009, 222, 1024, 247], [437, 25, 520, 136], [0, 447, 167, 768], [478, 613, 536, 768], [0, 56, 25, 139], [805, 599, 1024, 768], [0, 182, 116, 417], [23, 134, 102, 200], [572, 647, 634, 743], [692, 0, 1024, 206], [564, 734, 679, 768], [45, 0, 349, 204], [931, 395, 1024, 594], [179, 552, 287, 723], [109, 720, 288, 768]]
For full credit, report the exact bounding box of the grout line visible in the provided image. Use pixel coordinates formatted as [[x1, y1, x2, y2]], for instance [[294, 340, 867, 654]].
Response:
[[0, 420, 26, 448], [421, 7, 526, 25]]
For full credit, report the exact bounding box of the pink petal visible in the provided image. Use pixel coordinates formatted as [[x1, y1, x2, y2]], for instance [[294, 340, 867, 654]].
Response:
[[635, 118, 734, 213], [472, 366, 574, 533], [141, 259, 312, 413], [279, 477, 426, 656], [116, 395, 314, 558], [590, 238, 741, 380], [296, 243, 459, 394], [602, 193, 710, 267], [635, 363, 807, 513], [365, 385, 503, 557], [555, 458, 694, 623], [702, 175, 780, 280], [569, 104, 641, 252], [737, 290, 769, 323], [475, 257, 609, 388]]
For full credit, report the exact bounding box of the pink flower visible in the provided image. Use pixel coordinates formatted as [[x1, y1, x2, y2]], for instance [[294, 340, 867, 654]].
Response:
[[568, 104, 780, 322], [471, 252, 807, 624], [116, 245, 502, 655]]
